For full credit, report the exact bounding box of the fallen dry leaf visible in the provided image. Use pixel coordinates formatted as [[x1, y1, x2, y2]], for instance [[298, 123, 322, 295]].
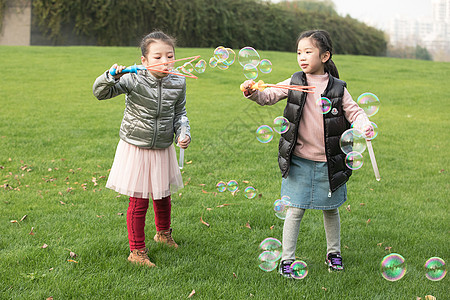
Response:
[[439, 169, 445, 173], [41, 243, 48, 249], [242, 180, 250, 184], [201, 189, 209, 194], [245, 221, 251, 229], [29, 227, 35, 235], [20, 215, 28, 222], [198, 184, 205, 186], [385, 246, 392, 252], [67, 259, 78, 263], [366, 218, 371, 225], [187, 289, 195, 298], [321, 287, 327, 291], [360, 203, 365, 206], [377, 243, 383, 247], [70, 251, 77, 258], [425, 296, 436, 300], [216, 204, 230, 208], [10, 220, 18, 223], [206, 208, 213, 211], [46, 297, 54, 300], [345, 205, 351, 212], [200, 215, 210, 227], [59, 201, 65, 205], [186, 160, 192, 165], [96, 215, 104, 218], [117, 212, 124, 216], [270, 225, 274, 230]]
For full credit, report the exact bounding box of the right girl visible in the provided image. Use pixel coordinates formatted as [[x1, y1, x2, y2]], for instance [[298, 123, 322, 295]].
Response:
[[241, 30, 373, 277]]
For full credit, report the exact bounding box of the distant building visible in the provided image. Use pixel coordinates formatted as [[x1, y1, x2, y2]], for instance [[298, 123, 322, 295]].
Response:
[[388, 0, 450, 60]]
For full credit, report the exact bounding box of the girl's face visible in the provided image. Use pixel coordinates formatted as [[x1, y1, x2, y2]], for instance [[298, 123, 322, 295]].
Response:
[[141, 40, 175, 78], [297, 37, 330, 75]]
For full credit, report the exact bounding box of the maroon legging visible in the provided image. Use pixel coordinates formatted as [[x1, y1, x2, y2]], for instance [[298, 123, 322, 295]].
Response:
[[126, 196, 171, 251]]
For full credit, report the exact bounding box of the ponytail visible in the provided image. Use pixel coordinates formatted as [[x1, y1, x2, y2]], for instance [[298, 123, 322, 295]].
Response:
[[325, 59, 339, 79]]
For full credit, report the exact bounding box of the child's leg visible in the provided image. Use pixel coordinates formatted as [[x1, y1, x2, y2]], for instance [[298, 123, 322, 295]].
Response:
[[152, 195, 171, 231], [281, 207, 306, 261], [153, 195, 178, 248], [322, 208, 340, 254], [127, 197, 150, 251]]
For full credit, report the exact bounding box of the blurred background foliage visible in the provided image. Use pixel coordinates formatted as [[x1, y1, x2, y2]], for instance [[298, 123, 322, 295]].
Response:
[[29, 0, 386, 56]]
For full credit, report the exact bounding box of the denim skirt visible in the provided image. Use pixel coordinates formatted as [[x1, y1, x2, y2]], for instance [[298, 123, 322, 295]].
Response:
[[281, 155, 347, 210]]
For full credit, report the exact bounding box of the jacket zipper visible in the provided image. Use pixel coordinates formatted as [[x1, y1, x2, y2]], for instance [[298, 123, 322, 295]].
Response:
[[150, 80, 162, 148]]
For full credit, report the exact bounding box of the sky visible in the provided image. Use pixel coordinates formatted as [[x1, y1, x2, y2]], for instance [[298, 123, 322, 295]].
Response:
[[269, 0, 433, 30]]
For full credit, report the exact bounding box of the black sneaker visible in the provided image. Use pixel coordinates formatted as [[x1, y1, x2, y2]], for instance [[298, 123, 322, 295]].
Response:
[[278, 259, 294, 278], [325, 252, 344, 272]]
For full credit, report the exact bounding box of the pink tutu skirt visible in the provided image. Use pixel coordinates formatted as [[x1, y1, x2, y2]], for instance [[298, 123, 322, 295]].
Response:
[[106, 140, 184, 199]]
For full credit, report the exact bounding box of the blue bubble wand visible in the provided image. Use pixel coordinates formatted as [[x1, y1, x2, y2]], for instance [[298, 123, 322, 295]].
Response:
[[109, 55, 201, 79]]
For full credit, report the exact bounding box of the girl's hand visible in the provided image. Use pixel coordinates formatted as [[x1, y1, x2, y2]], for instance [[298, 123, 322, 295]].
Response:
[[111, 64, 127, 79], [363, 124, 375, 139], [178, 135, 191, 149], [241, 80, 256, 96]]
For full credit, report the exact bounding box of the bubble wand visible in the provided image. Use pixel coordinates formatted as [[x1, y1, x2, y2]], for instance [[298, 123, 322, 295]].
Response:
[[240, 80, 315, 93], [109, 55, 202, 79], [357, 92, 381, 181], [178, 116, 188, 169]]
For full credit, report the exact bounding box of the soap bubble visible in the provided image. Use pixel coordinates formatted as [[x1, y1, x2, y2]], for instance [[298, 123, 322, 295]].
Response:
[[181, 62, 194, 74], [290, 260, 308, 279], [256, 125, 274, 143], [243, 64, 258, 80], [259, 237, 282, 251], [216, 181, 226, 192], [274, 196, 291, 220], [273, 116, 289, 134], [209, 57, 218, 68], [259, 250, 282, 263], [214, 46, 229, 62], [357, 92, 380, 117], [316, 97, 332, 114], [238, 46, 260, 67], [259, 59, 272, 73], [345, 151, 364, 170], [227, 180, 238, 192], [217, 61, 230, 70], [424, 257, 447, 281], [380, 253, 407, 281], [340, 128, 366, 154], [244, 186, 257, 199], [258, 260, 278, 272], [194, 59, 207, 73], [223, 48, 236, 66]]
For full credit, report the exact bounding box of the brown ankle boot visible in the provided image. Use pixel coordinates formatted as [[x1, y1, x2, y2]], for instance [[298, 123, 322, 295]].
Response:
[[127, 248, 156, 267], [154, 228, 178, 248]]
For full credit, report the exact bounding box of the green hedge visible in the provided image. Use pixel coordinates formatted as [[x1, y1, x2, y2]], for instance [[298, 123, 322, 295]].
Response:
[[31, 0, 386, 56]]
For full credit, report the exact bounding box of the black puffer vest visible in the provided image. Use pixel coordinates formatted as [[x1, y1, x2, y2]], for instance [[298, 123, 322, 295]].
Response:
[[278, 71, 352, 192]]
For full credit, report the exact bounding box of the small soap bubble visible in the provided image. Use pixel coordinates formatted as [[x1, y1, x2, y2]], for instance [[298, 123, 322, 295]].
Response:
[[256, 125, 273, 143], [259, 59, 272, 73], [345, 151, 364, 170], [290, 260, 308, 279], [209, 57, 218, 68], [357, 92, 380, 117], [380, 253, 407, 281], [258, 250, 282, 263], [227, 180, 238, 192], [194, 59, 207, 73], [182, 62, 194, 74], [273, 116, 289, 134], [316, 97, 332, 114], [424, 257, 447, 281], [258, 260, 278, 272], [243, 64, 258, 80], [259, 237, 282, 251], [340, 128, 366, 154], [217, 61, 230, 70], [273, 196, 290, 220], [223, 48, 236, 66], [214, 46, 229, 62], [244, 186, 257, 199], [238, 46, 260, 67], [216, 181, 226, 192]]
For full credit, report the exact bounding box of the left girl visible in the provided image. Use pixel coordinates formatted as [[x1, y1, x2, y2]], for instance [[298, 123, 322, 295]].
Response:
[[92, 31, 190, 268]]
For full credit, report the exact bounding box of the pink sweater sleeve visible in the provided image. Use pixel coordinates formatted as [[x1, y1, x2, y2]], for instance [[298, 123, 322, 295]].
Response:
[[245, 78, 291, 105], [342, 88, 367, 123]]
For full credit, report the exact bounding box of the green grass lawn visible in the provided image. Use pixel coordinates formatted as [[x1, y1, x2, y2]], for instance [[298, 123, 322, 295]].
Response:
[[1, 45, 448, 299]]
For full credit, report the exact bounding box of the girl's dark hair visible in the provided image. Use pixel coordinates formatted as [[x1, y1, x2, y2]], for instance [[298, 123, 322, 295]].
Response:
[[297, 30, 339, 78], [140, 31, 176, 57]]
